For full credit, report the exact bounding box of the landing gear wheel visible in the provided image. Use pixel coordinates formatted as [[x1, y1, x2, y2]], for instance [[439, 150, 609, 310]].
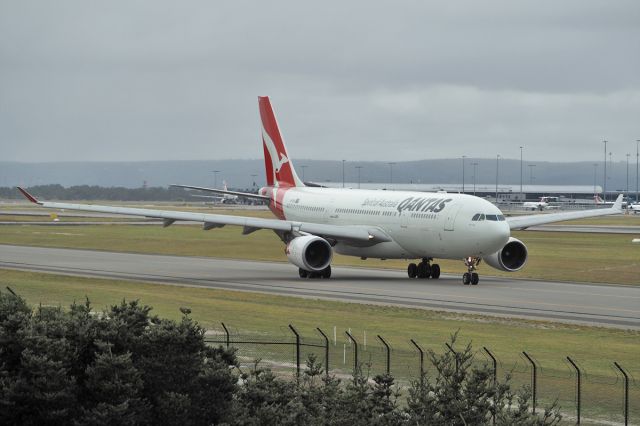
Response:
[[299, 268, 308, 278], [462, 272, 471, 285], [321, 265, 332, 279], [431, 264, 441, 279], [407, 263, 418, 278], [417, 262, 431, 279], [423, 263, 432, 279], [471, 272, 479, 285]]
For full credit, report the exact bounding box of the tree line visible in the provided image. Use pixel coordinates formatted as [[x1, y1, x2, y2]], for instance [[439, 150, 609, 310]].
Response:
[[0, 290, 561, 425]]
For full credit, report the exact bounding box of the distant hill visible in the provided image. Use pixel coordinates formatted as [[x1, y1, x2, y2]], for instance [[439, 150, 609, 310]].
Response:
[[0, 158, 635, 193]]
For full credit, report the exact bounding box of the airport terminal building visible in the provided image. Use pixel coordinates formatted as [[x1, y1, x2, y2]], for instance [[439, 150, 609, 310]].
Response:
[[325, 182, 603, 203]]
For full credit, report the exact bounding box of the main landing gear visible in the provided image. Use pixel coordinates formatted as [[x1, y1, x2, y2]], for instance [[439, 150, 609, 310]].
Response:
[[407, 258, 441, 279], [299, 266, 332, 279], [463, 257, 480, 285]]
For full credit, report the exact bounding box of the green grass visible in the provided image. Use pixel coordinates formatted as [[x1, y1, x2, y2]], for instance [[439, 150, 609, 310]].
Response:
[[2, 268, 637, 424], [1, 222, 639, 285]]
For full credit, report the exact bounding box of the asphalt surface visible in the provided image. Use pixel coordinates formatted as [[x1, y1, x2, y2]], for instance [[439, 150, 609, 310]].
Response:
[[1, 244, 638, 329]]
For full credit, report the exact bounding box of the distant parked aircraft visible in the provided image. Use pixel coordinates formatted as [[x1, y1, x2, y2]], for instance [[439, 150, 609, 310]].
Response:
[[182, 181, 240, 204], [522, 197, 562, 211]]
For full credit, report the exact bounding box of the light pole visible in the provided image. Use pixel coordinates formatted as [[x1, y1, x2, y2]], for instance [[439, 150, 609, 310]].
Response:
[[495, 154, 500, 203], [211, 170, 220, 189], [626, 153, 630, 195], [472, 162, 478, 196], [609, 151, 613, 199], [355, 166, 363, 189], [300, 165, 307, 182], [462, 156, 466, 194], [520, 146, 523, 200], [592, 164, 598, 197], [636, 140, 639, 203], [603, 140, 607, 202], [388, 162, 396, 186]]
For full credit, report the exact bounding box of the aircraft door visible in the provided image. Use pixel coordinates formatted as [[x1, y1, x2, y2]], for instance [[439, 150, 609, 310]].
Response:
[[443, 204, 462, 231]]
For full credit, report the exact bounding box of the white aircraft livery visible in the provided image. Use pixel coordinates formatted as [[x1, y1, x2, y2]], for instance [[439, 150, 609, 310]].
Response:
[[18, 96, 624, 285]]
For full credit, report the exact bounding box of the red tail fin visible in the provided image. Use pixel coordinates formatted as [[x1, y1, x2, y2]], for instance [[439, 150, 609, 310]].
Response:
[[259, 96, 303, 188]]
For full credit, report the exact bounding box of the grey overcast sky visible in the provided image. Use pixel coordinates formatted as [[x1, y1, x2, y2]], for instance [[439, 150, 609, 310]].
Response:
[[1, 0, 639, 163]]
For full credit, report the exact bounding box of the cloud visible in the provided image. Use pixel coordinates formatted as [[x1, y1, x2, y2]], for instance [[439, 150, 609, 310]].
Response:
[[1, 0, 638, 163]]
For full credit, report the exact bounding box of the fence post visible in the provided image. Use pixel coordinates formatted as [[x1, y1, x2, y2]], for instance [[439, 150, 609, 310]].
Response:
[[566, 357, 581, 424], [377, 335, 391, 375], [221, 322, 230, 348], [345, 330, 358, 372], [316, 327, 330, 378], [522, 351, 537, 414], [410, 339, 424, 385], [483, 347, 497, 426], [613, 362, 629, 426], [445, 342, 458, 373], [289, 324, 300, 379]]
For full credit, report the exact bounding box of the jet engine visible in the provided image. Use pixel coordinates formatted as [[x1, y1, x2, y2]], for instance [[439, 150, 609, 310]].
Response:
[[483, 237, 528, 272], [286, 235, 333, 272]]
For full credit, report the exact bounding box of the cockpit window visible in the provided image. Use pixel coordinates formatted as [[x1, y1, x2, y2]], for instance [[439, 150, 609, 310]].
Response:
[[486, 214, 498, 221], [479, 214, 485, 221], [472, 213, 480, 221], [497, 215, 506, 221]]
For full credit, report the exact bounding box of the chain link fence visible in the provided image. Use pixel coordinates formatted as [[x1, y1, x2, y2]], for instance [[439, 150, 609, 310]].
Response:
[[205, 323, 637, 425]]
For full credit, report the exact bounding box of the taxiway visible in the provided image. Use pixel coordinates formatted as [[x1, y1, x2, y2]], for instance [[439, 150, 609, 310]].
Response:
[[1, 244, 638, 329]]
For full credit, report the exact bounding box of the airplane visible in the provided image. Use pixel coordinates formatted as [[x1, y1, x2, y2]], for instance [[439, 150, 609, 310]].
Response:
[[17, 96, 624, 285], [522, 196, 562, 211], [628, 203, 640, 214], [183, 181, 240, 204]]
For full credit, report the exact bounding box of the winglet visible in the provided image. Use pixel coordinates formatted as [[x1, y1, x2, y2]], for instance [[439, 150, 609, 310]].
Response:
[[17, 187, 40, 204], [612, 194, 624, 211]]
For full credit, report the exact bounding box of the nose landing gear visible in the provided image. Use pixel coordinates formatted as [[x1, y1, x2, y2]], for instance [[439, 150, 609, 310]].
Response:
[[463, 257, 480, 285], [407, 258, 441, 279]]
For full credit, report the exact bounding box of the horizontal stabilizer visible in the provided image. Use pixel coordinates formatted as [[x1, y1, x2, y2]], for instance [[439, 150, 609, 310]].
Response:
[[171, 184, 269, 201]]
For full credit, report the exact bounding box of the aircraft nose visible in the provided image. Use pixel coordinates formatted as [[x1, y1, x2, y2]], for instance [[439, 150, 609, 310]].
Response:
[[485, 221, 511, 252]]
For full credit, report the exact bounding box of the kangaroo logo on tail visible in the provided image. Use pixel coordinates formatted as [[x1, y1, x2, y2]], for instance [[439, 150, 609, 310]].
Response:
[[259, 96, 304, 188]]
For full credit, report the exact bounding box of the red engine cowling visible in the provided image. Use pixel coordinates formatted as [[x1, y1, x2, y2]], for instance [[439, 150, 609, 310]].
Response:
[[483, 237, 528, 272], [286, 235, 332, 272]]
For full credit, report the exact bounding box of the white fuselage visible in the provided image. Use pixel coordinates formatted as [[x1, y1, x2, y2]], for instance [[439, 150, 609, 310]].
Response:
[[268, 187, 511, 260]]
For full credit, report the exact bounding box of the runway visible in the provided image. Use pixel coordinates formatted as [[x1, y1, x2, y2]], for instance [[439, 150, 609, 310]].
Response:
[[1, 244, 638, 329]]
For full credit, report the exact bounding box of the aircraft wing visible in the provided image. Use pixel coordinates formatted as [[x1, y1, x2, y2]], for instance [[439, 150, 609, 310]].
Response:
[[507, 194, 623, 230], [17, 187, 391, 244], [170, 184, 269, 201]]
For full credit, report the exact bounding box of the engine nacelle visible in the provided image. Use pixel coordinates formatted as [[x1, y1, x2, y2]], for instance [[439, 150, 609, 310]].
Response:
[[286, 235, 333, 272], [483, 237, 528, 272]]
